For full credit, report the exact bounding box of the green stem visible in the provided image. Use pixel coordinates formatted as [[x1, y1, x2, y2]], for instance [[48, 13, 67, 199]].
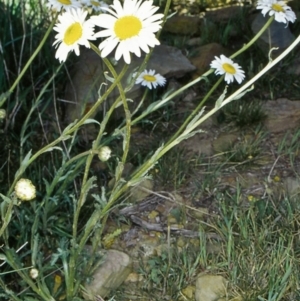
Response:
[[0, 15, 58, 107], [129, 71, 213, 128], [4, 250, 54, 301], [67, 45, 130, 300], [6, 45, 129, 197], [90, 42, 130, 168], [107, 17, 290, 207], [231, 16, 274, 59], [0, 199, 14, 241], [125, 16, 275, 130], [0, 277, 22, 301], [168, 75, 224, 143]]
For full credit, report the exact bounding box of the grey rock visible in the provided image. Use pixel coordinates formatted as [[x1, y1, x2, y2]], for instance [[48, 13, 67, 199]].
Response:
[[83, 249, 132, 300], [195, 274, 227, 301], [263, 98, 300, 133], [251, 13, 295, 56], [284, 177, 300, 198]]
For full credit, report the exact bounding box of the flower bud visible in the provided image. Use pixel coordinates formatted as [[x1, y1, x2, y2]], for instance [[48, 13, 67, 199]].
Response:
[[14, 178, 36, 201], [30, 268, 39, 279], [98, 146, 112, 162]]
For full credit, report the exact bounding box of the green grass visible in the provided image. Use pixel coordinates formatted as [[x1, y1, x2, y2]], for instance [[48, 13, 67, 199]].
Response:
[[111, 186, 300, 301]]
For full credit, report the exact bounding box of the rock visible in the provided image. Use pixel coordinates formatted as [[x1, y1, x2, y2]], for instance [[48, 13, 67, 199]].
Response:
[[287, 56, 300, 75], [284, 177, 300, 198], [205, 5, 244, 24], [129, 178, 154, 203], [251, 13, 295, 57], [212, 132, 239, 153], [64, 45, 195, 124], [83, 249, 132, 300], [149, 45, 196, 78], [186, 37, 204, 47], [195, 274, 227, 301], [190, 43, 231, 76], [181, 285, 196, 299], [163, 15, 201, 35], [180, 135, 214, 156], [263, 99, 300, 133]]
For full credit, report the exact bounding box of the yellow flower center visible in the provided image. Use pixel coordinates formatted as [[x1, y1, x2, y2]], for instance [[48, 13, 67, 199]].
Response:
[[58, 0, 72, 4], [271, 3, 285, 12], [114, 16, 142, 40], [222, 63, 236, 74], [63, 22, 82, 45], [143, 74, 156, 82], [91, 0, 100, 6]]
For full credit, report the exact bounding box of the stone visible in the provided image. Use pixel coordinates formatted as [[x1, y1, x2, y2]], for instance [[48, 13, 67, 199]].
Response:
[[262, 99, 300, 133], [190, 43, 231, 76], [181, 285, 196, 299], [83, 249, 132, 300], [284, 177, 300, 198], [212, 132, 239, 153], [195, 274, 227, 301], [129, 178, 154, 203], [163, 15, 201, 35], [287, 56, 300, 75], [205, 6, 244, 24], [251, 13, 295, 57]]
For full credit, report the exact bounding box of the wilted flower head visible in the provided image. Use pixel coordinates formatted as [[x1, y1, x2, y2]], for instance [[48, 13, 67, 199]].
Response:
[[134, 69, 166, 89], [210, 55, 245, 84], [256, 0, 296, 24], [98, 146, 112, 162], [14, 178, 36, 201]]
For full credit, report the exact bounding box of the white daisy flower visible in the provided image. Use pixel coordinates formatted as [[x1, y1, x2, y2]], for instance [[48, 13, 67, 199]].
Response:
[[15, 178, 36, 201], [256, 0, 296, 24], [210, 55, 245, 84], [47, 0, 82, 11], [91, 0, 164, 64], [53, 8, 96, 63], [134, 69, 166, 89]]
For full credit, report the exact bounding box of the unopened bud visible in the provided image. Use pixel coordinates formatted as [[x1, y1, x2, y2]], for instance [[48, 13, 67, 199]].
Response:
[[98, 146, 112, 162]]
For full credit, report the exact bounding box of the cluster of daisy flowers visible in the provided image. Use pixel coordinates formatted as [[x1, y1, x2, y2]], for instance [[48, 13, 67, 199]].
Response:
[[49, 0, 296, 87], [51, 0, 164, 64]]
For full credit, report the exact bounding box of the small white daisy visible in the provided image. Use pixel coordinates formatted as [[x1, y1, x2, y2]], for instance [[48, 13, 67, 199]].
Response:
[[14, 178, 36, 201], [53, 8, 96, 63], [47, 0, 82, 11], [256, 0, 296, 24], [91, 0, 164, 64], [210, 55, 245, 84], [134, 69, 166, 89]]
